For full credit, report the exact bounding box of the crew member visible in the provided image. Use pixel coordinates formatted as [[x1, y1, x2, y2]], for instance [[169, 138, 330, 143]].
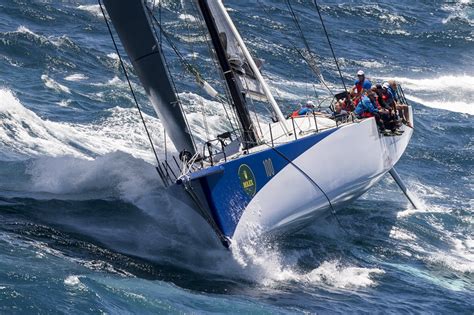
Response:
[[355, 91, 389, 135], [351, 70, 372, 105]]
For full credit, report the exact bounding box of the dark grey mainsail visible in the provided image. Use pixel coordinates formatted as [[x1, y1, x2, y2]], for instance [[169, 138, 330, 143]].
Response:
[[102, 0, 196, 156]]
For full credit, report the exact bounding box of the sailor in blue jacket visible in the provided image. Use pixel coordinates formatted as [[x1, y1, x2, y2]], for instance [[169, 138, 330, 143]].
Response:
[[354, 93, 378, 117], [353, 70, 372, 93], [383, 82, 398, 102], [355, 92, 389, 134]]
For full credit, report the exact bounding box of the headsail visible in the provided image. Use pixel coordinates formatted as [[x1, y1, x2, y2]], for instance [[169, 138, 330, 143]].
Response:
[[102, 0, 196, 156], [206, 1, 266, 101], [206, 1, 289, 132], [196, 0, 259, 148]]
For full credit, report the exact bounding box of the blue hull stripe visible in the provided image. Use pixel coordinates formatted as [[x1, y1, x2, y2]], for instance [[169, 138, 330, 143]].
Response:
[[199, 128, 338, 237]]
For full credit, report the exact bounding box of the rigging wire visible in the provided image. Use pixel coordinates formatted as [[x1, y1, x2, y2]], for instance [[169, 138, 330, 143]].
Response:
[[158, 1, 167, 162], [284, 0, 335, 96], [98, 0, 168, 184], [200, 99, 210, 141], [241, 76, 265, 138], [189, 0, 241, 136], [182, 2, 213, 142], [255, 0, 336, 99], [158, 0, 163, 49], [312, 0, 348, 94], [182, 2, 197, 63], [145, 4, 238, 136], [144, 5, 198, 152]]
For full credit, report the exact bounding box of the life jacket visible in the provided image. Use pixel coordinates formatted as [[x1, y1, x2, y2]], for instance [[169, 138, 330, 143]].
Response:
[[375, 97, 382, 110], [355, 81, 363, 94], [290, 110, 300, 118], [352, 96, 361, 108]]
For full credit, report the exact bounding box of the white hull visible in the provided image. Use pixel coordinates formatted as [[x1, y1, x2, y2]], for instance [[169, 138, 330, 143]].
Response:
[[233, 113, 413, 241]]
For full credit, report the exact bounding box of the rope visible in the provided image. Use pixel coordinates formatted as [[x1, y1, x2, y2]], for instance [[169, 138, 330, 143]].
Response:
[[98, 0, 167, 183], [312, 0, 348, 94], [284, 0, 334, 95]]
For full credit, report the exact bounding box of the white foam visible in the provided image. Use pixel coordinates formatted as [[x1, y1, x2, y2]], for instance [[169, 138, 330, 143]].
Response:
[[15, 26, 54, 46], [388, 75, 474, 93], [229, 230, 383, 289], [389, 227, 417, 241], [381, 29, 411, 36], [0, 55, 22, 68], [77, 5, 102, 18], [305, 261, 384, 288], [379, 13, 408, 25], [0, 89, 86, 158], [406, 95, 473, 115], [41, 75, 71, 94], [428, 234, 474, 274], [26, 152, 160, 202], [107, 53, 119, 60], [381, 75, 474, 115], [147, 0, 162, 6], [64, 275, 81, 287], [0, 88, 166, 161], [0, 86, 241, 164], [441, 0, 474, 26], [16, 25, 37, 36], [14, 26, 73, 48], [56, 99, 71, 107], [356, 60, 384, 69], [178, 14, 197, 23], [178, 92, 235, 142], [396, 181, 451, 218], [266, 74, 334, 103], [64, 73, 88, 82]]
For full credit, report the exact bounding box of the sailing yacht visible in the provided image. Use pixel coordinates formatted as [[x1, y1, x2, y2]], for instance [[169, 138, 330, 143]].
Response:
[[100, 0, 415, 247]]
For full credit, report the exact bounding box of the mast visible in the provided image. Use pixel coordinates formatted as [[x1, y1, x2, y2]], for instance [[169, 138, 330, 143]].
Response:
[[213, 0, 289, 134], [196, 0, 259, 148], [102, 0, 196, 156]]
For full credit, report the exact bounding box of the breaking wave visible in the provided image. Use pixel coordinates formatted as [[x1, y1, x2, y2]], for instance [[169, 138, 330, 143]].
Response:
[[382, 75, 474, 115], [5, 26, 77, 49], [76, 5, 102, 18], [41, 75, 71, 94], [0, 88, 163, 161]]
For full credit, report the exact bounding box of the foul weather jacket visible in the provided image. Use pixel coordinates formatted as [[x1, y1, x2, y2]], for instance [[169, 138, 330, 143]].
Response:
[[355, 96, 379, 117]]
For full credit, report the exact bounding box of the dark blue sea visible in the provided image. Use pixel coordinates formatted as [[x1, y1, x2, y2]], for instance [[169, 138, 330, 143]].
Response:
[[0, 0, 472, 313]]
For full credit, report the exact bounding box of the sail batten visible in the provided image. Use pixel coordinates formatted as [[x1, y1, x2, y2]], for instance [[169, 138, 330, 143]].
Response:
[[102, 0, 196, 156]]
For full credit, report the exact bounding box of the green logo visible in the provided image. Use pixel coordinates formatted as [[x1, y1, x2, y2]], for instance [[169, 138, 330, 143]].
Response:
[[238, 164, 256, 197]]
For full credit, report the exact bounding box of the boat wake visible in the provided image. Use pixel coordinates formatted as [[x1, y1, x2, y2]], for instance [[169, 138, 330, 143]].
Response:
[[381, 75, 474, 115]]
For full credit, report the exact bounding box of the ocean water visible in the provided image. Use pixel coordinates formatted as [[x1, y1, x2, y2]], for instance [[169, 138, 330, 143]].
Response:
[[0, 0, 473, 313]]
